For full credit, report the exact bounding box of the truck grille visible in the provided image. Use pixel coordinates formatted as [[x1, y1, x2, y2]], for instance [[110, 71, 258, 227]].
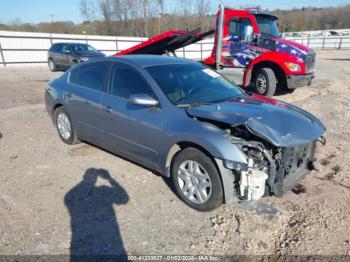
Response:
[[305, 52, 316, 73], [273, 142, 316, 196]]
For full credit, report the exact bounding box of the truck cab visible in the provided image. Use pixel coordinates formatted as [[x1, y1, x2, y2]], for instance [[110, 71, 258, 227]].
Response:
[[204, 3, 315, 96]]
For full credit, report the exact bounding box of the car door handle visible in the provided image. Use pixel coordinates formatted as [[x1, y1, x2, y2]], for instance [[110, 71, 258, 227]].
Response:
[[104, 106, 112, 113]]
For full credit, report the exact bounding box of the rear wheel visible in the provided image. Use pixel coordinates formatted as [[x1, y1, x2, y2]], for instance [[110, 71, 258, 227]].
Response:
[[48, 59, 57, 72], [253, 67, 277, 97], [171, 148, 223, 211], [54, 107, 80, 145]]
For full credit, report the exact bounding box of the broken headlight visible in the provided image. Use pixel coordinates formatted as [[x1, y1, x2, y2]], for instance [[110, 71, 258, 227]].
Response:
[[223, 160, 248, 171]]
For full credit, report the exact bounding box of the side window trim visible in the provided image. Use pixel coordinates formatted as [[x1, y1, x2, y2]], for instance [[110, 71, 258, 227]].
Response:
[[107, 61, 159, 102], [68, 61, 110, 93], [228, 17, 253, 39]]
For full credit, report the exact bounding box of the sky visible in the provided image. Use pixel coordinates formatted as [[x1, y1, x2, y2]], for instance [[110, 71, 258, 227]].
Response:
[[0, 0, 350, 24]]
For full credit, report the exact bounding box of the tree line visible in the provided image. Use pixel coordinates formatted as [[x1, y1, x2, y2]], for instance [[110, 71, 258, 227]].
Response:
[[0, 1, 349, 37]]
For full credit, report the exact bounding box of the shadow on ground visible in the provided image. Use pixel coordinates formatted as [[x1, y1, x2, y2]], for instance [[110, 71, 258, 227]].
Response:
[[64, 168, 129, 260]]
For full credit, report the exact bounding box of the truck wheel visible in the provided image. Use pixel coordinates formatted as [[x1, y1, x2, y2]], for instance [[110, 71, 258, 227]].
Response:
[[253, 68, 277, 97], [54, 107, 80, 145], [48, 59, 57, 72], [171, 148, 223, 212]]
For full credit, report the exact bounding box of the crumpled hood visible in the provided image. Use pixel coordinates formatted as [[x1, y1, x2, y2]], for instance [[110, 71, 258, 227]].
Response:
[[76, 50, 105, 58], [186, 95, 326, 147]]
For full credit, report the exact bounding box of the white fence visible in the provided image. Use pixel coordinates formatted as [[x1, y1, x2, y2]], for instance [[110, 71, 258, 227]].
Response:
[[0, 30, 213, 67], [286, 36, 350, 49], [1, 30, 350, 67]]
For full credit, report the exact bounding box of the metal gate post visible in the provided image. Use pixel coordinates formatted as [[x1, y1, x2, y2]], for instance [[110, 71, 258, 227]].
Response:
[[322, 37, 326, 49], [0, 43, 6, 67], [338, 37, 343, 49]]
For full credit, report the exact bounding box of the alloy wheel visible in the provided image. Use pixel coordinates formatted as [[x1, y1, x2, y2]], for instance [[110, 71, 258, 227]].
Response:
[[177, 160, 212, 204], [57, 112, 71, 140]]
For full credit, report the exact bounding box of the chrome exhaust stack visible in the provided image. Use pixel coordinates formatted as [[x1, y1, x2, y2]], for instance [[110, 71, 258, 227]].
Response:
[[215, 1, 225, 70]]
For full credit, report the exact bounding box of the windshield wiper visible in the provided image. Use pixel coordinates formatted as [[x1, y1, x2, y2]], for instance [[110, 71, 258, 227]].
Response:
[[177, 101, 213, 108]]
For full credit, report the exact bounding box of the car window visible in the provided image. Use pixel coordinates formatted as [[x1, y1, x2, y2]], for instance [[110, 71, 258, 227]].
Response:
[[62, 45, 71, 53], [51, 44, 62, 52], [228, 18, 252, 40], [71, 44, 97, 52], [146, 63, 244, 106], [109, 63, 155, 99], [70, 61, 109, 91]]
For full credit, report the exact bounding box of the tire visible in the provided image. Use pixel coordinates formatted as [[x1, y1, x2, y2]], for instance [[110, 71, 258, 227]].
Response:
[[48, 59, 57, 72], [171, 148, 223, 211], [70, 60, 78, 67], [253, 67, 277, 97], [54, 107, 80, 145]]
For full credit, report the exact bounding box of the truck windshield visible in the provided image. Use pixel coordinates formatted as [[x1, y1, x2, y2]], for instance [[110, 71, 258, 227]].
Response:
[[255, 15, 280, 38], [145, 63, 245, 106]]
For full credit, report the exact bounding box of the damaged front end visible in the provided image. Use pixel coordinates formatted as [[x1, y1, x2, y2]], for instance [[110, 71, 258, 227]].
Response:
[[225, 125, 320, 201], [185, 97, 326, 208], [214, 124, 326, 211]]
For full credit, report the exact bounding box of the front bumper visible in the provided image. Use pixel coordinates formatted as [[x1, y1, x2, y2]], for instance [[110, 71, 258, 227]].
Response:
[[286, 73, 314, 89], [215, 141, 317, 204]]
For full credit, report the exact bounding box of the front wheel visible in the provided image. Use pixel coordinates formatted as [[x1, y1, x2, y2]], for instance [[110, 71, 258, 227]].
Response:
[[253, 67, 277, 97], [171, 148, 223, 211]]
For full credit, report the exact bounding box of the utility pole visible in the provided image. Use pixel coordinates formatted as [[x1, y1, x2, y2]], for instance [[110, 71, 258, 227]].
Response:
[[50, 14, 54, 44], [50, 14, 54, 31], [158, 13, 162, 34]]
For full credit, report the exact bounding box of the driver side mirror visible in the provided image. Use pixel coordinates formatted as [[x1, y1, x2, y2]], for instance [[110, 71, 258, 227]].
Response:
[[129, 94, 159, 107], [243, 25, 254, 43]]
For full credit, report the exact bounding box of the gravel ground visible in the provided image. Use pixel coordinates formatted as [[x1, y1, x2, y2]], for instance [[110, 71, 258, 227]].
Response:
[[0, 51, 350, 257]]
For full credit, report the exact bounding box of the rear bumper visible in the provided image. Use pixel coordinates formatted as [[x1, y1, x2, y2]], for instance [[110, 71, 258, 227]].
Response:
[[286, 73, 314, 89]]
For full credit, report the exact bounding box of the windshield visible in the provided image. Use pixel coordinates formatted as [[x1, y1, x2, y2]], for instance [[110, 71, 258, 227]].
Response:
[[71, 44, 97, 52], [145, 63, 245, 106], [255, 15, 280, 38]]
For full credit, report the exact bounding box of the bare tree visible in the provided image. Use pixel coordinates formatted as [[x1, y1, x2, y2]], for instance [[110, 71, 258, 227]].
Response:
[[157, 0, 165, 14], [178, 0, 194, 30], [140, 0, 157, 37], [80, 0, 97, 33], [195, 0, 210, 31], [98, 0, 115, 34]]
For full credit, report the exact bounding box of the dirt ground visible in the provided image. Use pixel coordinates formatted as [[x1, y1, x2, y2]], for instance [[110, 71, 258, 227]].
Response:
[[0, 50, 349, 257]]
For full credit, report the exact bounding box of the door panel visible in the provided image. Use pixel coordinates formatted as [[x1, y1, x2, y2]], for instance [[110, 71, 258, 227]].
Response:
[[100, 94, 164, 168], [61, 45, 71, 67], [65, 61, 109, 145], [99, 62, 165, 169], [66, 84, 104, 143]]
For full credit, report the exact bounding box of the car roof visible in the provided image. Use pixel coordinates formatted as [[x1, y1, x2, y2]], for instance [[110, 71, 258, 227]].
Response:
[[86, 55, 196, 67]]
